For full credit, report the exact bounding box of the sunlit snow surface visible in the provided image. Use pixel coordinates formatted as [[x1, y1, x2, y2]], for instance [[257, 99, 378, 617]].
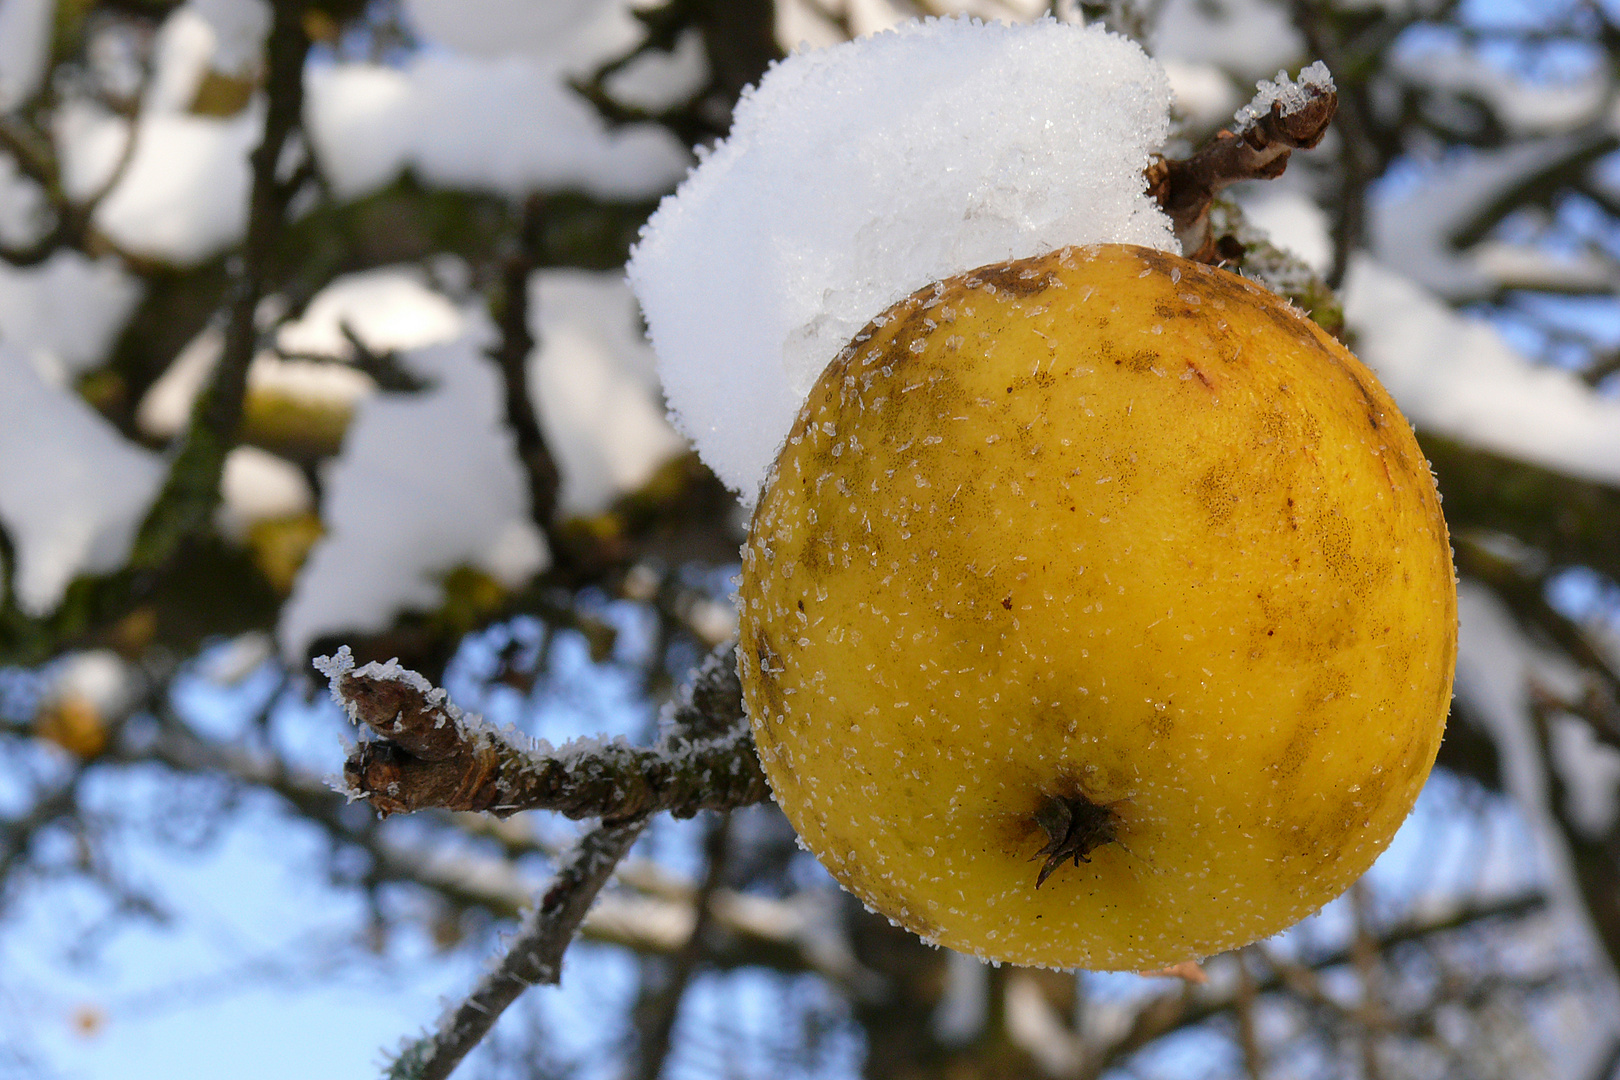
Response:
[[0, 346, 165, 615], [629, 16, 1175, 503], [1343, 255, 1620, 489]]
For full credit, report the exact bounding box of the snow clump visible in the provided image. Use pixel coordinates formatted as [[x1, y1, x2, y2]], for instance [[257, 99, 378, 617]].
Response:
[[628, 16, 1176, 504]]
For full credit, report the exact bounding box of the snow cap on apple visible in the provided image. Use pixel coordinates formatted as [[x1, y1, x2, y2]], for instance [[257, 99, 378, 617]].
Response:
[[628, 16, 1175, 503]]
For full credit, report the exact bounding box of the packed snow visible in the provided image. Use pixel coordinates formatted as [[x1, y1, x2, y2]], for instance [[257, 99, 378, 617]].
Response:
[[0, 251, 143, 380], [0, 0, 52, 109], [1454, 583, 1618, 964], [277, 331, 549, 658], [629, 16, 1175, 502], [1150, 0, 1302, 83], [1369, 134, 1620, 302], [216, 445, 314, 541], [302, 54, 693, 203], [528, 272, 686, 515], [50, 8, 262, 265], [1343, 255, 1620, 490], [1389, 33, 1609, 136], [0, 345, 165, 616]]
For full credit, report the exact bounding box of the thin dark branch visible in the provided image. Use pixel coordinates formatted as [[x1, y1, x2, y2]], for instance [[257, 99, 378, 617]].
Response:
[[388, 818, 648, 1080], [1078, 890, 1551, 1080], [489, 192, 563, 540], [0, 53, 154, 268], [375, 645, 759, 1080], [328, 644, 768, 821], [1454, 537, 1620, 749], [1289, 3, 1374, 289], [629, 812, 732, 1080], [128, 0, 312, 569], [1146, 68, 1337, 261], [1526, 687, 1620, 973]]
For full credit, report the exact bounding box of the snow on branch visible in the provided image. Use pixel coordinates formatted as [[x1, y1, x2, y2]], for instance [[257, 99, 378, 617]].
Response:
[[319, 643, 769, 821], [1148, 62, 1337, 261]]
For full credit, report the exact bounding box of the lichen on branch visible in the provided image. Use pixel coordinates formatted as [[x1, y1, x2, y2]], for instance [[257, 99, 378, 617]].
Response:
[[318, 643, 769, 821]]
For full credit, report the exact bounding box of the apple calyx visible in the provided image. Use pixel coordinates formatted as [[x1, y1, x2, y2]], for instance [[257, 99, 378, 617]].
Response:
[[1032, 793, 1120, 887]]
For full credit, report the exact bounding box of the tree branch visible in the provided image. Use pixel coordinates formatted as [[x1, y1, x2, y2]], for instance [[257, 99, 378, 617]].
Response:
[[1078, 890, 1551, 1080], [628, 810, 731, 1080], [1147, 64, 1338, 262], [370, 645, 761, 1080], [323, 644, 768, 821], [387, 817, 648, 1080], [128, 0, 312, 570], [489, 192, 563, 542]]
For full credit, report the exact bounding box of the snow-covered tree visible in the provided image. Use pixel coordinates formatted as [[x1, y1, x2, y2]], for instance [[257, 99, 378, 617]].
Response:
[[2, 1, 1618, 1078]]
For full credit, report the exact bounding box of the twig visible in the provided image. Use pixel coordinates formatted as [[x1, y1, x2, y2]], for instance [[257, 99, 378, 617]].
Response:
[[387, 817, 648, 1080], [489, 192, 562, 542], [1234, 950, 1265, 1080], [0, 73, 144, 266], [1076, 890, 1550, 1080], [1147, 64, 1337, 262], [373, 645, 758, 1080], [1349, 883, 1387, 1080], [1525, 690, 1620, 976], [628, 811, 732, 1080], [128, 0, 312, 569], [1455, 536, 1620, 750], [323, 644, 769, 821]]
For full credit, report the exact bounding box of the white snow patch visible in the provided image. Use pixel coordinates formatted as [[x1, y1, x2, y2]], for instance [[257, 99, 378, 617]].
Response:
[[197, 631, 275, 685], [55, 99, 258, 265], [1151, 0, 1303, 84], [1162, 59, 1242, 135], [276, 267, 466, 359], [1548, 714, 1620, 837], [188, 0, 271, 77], [1235, 186, 1331, 275], [0, 250, 143, 379], [1343, 255, 1620, 489], [628, 16, 1174, 502], [0, 153, 49, 248], [216, 445, 313, 541], [0, 344, 165, 615], [0, 0, 53, 109], [932, 951, 988, 1045], [303, 53, 691, 203], [43, 649, 139, 717], [140, 268, 463, 440], [136, 326, 225, 439], [1369, 134, 1617, 302], [529, 271, 686, 515], [1454, 582, 1614, 972], [144, 6, 224, 112], [1391, 38, 1608, 136], [1233, 62, 1333, 133], [278, 331, 550, 658]]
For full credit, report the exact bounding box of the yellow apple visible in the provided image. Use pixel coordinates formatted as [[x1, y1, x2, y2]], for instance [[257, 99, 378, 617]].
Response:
[[737, 243, 1456, 971]]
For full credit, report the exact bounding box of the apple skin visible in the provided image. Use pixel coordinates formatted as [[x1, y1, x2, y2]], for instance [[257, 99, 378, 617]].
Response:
[[737, 243, 1457, 971]]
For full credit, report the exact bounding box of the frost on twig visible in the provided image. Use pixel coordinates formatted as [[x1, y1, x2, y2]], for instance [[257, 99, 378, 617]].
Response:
[[317, 643, 769, 821], [1148, 62, 1338, 261], [386, 817, 648, 1080]]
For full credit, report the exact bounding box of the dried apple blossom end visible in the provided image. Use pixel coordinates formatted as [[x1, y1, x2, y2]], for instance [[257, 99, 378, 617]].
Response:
[[1030, 793, 1121, 887]]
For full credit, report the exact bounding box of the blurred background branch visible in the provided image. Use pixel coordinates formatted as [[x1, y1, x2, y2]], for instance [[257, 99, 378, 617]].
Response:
[[1, 0, 1620, 1078]]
